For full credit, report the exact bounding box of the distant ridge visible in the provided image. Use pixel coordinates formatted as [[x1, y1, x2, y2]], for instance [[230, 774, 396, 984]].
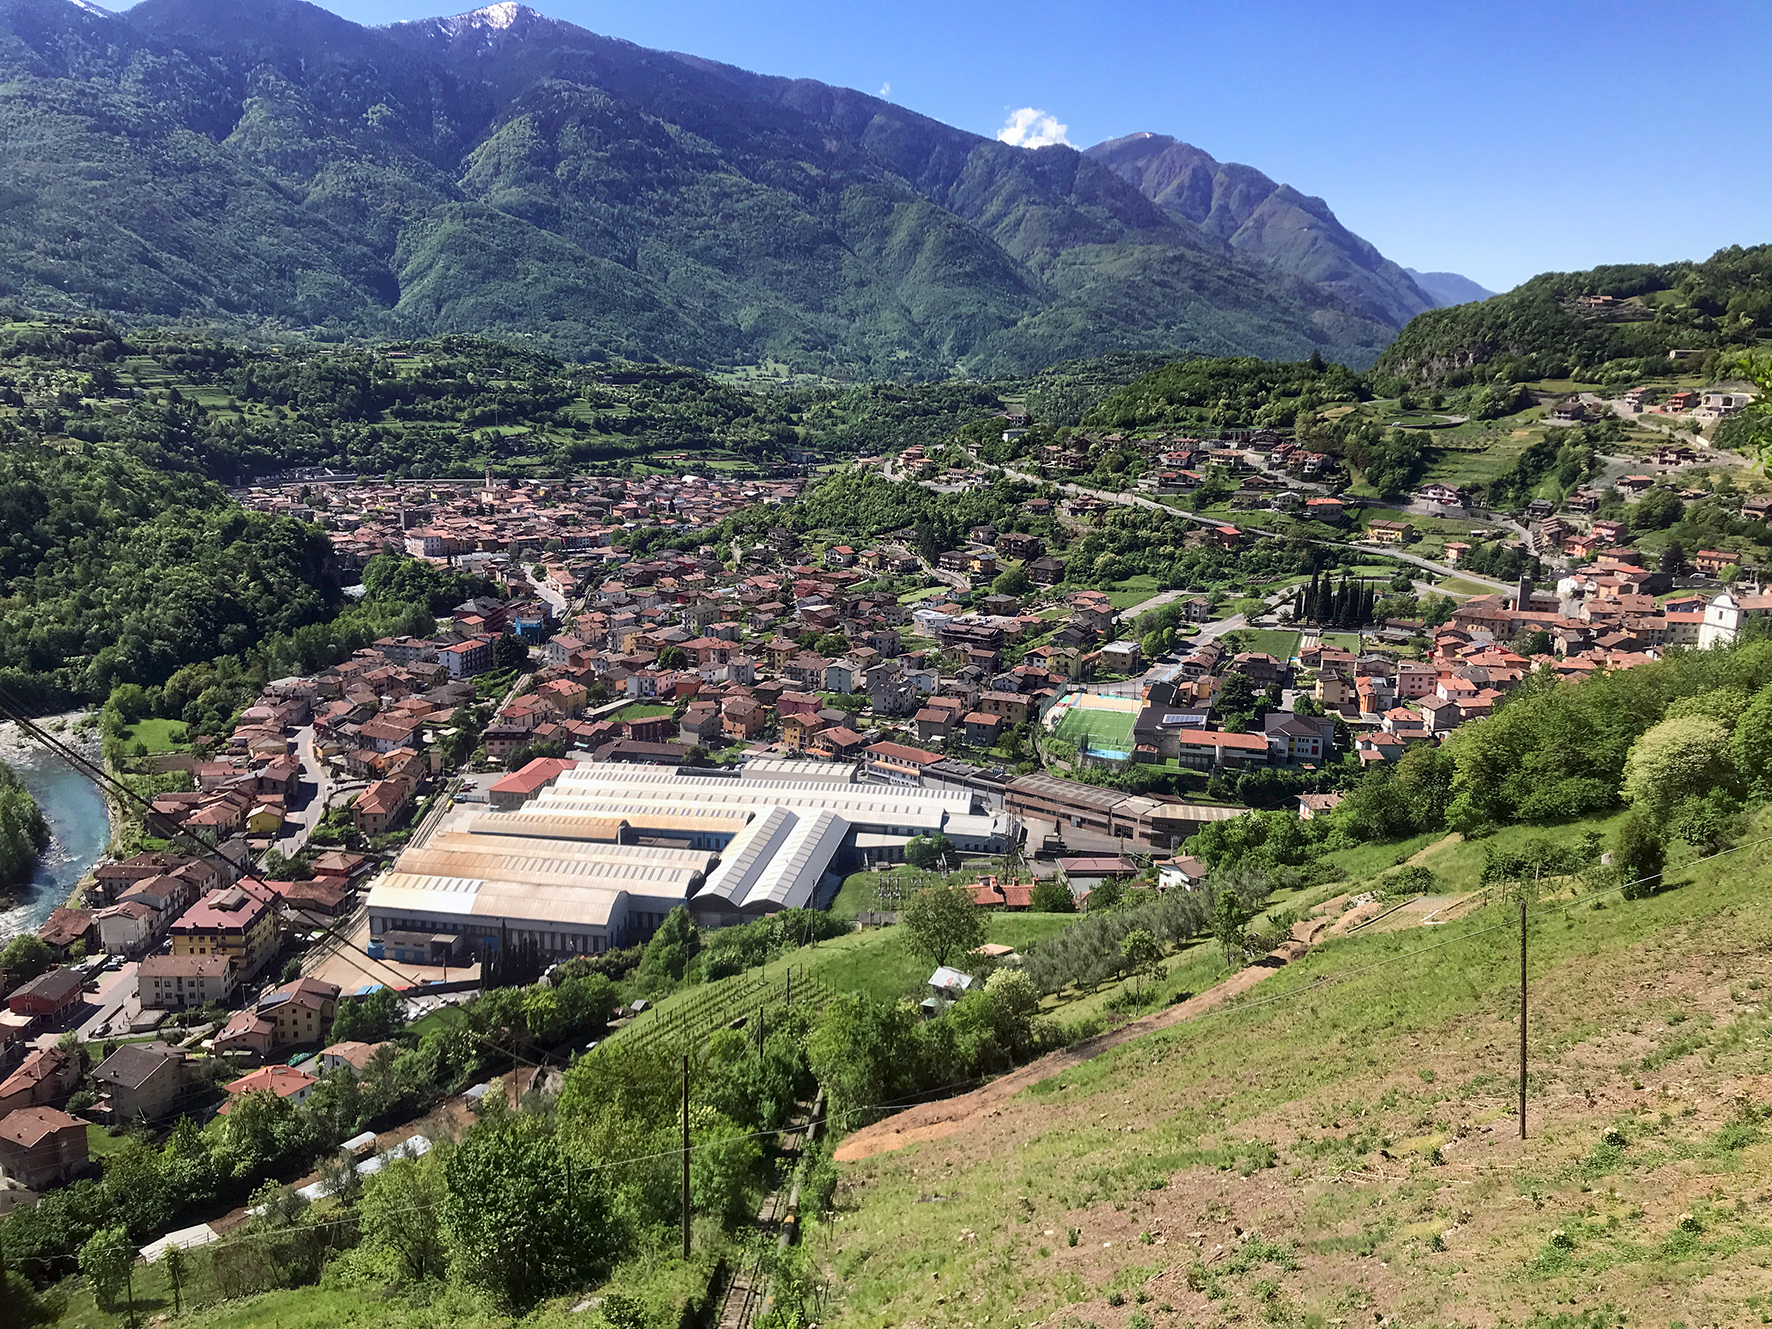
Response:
[[1084, 132, 1435, 329], [1404, 268, 1499, 307]]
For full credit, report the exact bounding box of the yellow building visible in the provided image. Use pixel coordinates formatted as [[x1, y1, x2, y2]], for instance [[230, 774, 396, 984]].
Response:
[[170, 886, 277, 981]]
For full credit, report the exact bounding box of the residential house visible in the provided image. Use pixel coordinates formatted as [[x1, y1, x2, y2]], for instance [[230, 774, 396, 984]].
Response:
[[94, 902, 159, 958], [6, 970, 84, 1023], [0, 1107, 88, 1188], [1297, 792, 1345, 820], [809, 726, 867, 761], [139, 954, 237, 1011], [963, 712, 1004, 748], [170, 886, 278, 981], [1156, 856, 1209, 891], [258, 978, 342, 1048], [354, 776, 416, 837], [1366, 519, 1412, 545], [721, 697, 766, 740], [90, 1044, 191, 1123], [218, 1065, 318, 1114], [1264, 712, 1333, 765], [318, 1041, 385, 1075], [213, 1009, 278, 1059], [0, 1049, 78, 1117]]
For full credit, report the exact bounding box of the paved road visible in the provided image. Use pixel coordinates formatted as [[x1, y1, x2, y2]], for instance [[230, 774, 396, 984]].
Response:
[[266, 725, 333, 861]]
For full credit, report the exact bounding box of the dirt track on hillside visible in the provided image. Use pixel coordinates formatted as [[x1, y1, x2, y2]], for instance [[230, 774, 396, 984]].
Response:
[[833, 908, 1338, 1162]]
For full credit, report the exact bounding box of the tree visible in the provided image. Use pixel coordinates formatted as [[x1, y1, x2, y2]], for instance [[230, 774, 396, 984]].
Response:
[[0, 935, 51, 984], [1621, 715, 1734, 815], [329, 985, 403, 1045], [991, 566, 1031, 597], [1731, 685, 1772, 796], [899, 883, 986, 969], [79, 1224, 132, 1310], [1119, 928, 1164, 1001], [361, 1154, 448, 1283], [1085, 878, 1124, 912], [1631, 487, 1682, 531], [1659, 540, 1685, 575], [1615, 811, 1666, 900], [1216, 671, 1258, 716], [656, 644, 688, 670], [633, 906, 701, 991], [1028, 880, 1076, 913], [691, 1118, 764, 1227], [162, 1243, 189, 1314], [491, 632, 529, 670], [443, 1117, 609, 1311], [903, 832, 956, 870], [1208, 885, 1255, 968]]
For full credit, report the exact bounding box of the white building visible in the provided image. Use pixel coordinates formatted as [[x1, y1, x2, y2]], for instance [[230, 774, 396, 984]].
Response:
[[367, 759, 1014, 958], [1697, 590, 1772, 649]]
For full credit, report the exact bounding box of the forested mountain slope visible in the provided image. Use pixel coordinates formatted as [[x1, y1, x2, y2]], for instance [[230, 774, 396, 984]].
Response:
[[1085, 131, 1435, 329], [1378, 243, 1772, 386], [0, 0, 1425, 375]]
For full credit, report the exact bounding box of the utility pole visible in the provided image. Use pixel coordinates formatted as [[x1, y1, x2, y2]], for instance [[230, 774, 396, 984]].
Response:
[[1519, 865, 1538, 1140], [1519, 893, 1528, 1139], [681, 1053, 691, 1259]]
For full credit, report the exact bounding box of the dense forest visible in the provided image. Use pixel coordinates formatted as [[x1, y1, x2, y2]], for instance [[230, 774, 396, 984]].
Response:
[[1082, 353, 1369, 431], [0, 316, 1154, 482], [1376, 243, 1772, 388], [0, 439, 339, 707], [0, 0, 1413, 377], [0, 762, 50, 891]]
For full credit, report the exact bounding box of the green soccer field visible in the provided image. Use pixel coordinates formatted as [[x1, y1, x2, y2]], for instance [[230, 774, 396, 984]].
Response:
[[1053, 704, 1138, 754]]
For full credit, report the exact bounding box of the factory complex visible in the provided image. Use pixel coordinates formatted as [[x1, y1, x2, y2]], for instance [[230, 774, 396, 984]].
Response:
[[365, 759, 1016, 958]]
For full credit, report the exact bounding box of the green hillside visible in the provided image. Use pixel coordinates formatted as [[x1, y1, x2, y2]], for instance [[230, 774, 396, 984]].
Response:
[[1378, 243, 1772, 388], [821, 815, 1772, 1329]]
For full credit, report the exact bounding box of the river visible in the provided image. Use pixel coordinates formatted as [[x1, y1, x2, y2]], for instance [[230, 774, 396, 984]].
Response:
[[0, 720, 112, 943]]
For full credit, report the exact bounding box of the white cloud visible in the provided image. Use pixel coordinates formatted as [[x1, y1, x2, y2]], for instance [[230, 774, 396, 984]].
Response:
[[878, 81, 892, 98], [997, 107, 1071, 149]]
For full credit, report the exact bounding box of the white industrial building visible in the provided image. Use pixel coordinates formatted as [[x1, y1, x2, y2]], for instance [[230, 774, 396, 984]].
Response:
[[366, 759, 1015, 958]]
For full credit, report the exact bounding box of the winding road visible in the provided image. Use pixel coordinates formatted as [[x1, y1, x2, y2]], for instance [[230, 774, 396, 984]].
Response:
[[990, 464, 1514, 594]]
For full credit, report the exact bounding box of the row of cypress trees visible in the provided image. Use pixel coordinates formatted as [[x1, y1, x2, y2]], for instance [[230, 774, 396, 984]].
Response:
[[1298, 571, 1376, 627]]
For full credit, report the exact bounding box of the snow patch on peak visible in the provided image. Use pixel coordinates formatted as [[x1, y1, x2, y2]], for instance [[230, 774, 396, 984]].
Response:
[[401, 1, 546, 39], [468, 2, 526, 29], [65, 0, 115, 16]]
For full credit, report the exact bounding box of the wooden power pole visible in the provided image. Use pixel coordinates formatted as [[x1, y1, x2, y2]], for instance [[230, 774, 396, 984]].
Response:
[[1518, 895, 1528, 1138], [1519, 864, 1538, 1139], [681, 1053, 691, 1259]]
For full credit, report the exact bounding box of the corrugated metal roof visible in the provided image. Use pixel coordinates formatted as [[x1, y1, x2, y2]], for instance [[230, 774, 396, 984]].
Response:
[[742, 808, 845, 912], [695, 806, 796, 906]]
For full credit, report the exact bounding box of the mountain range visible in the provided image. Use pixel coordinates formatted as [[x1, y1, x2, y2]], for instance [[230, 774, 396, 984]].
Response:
[[0, 0, 1486, 376]]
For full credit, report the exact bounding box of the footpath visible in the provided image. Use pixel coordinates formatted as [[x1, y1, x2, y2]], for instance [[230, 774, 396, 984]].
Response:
[[834, 904, 1342, 1162]]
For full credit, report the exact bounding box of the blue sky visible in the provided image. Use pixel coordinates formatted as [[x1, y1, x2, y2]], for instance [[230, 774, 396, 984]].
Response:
[[214, 0, 1772, 292]]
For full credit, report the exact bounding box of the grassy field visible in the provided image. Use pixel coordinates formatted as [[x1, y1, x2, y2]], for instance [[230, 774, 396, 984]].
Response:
[[897, 585, 948, 604], [819, 805, 1772, 1329], [1236, 628, 1301, 660], [119, 717, 189, 752], [1053, 702, 1139, 756], [608, 702, 675, 721], [1439, 575, 1502, 595], [1104, 575, 1162, 609]]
